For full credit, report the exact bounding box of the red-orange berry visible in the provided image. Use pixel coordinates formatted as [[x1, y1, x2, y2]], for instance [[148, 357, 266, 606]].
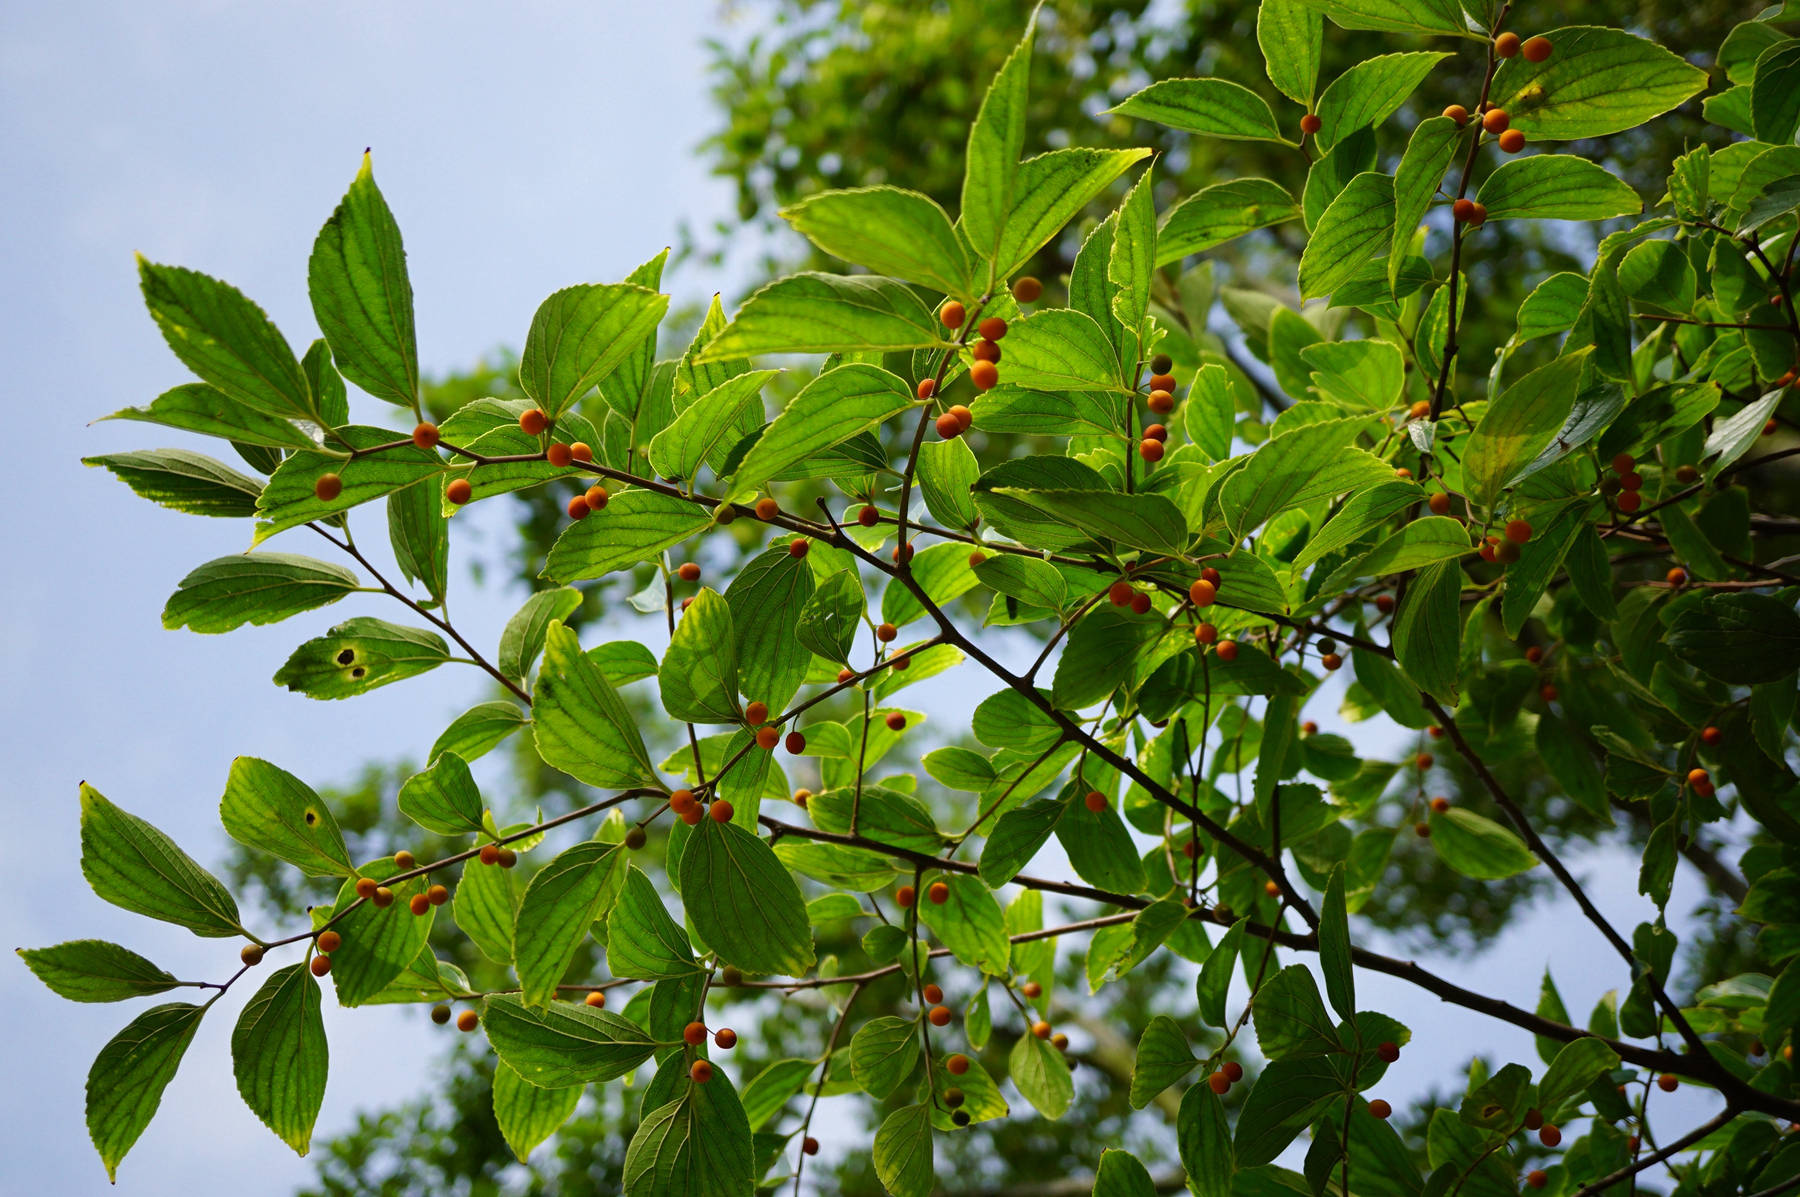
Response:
[[896, 885, 916, 908], [1302, 721, 1318, 736], [1541, 683, 1559, 702], [1657, 1073, 1678, 1092], [1416, 753, 1435, 770], [940, 301, 966, 330], [946, 1053, 971, 1075], [690, 1059, 713, 1083], [372, 886, 394, 907], [410, 893, 431, 916], [977, 317, 1008, 342], [715, 1027, 737, 1049], [412, 422, 440, 450], [950, 404, 973, 431], [1522, 35, 1552, 62], [917, 377, 937, 400], [1216, 640, 1239, 662], [1031, 1020, 1052, 1039], [936, 412, 963, 439], [1494, 32, 1521, 57], [567, 495, 590, 520], [546, 441, 573, 468], [1264, 879, 1281, 898], [710, 800, 735, 823], [785, 730, 806, 754], [314, 473, 343, 502], [1540, 1125, 1562, 1147], [929, 1005, 952, 1026], [677, 562, 701, 582], [745, 700, 770, 724], [457, 1009, 481, 1033], [1527, 1171, 1548, 1190], [683, 1021, 708, 1046], [585, 484, 609, 510], [1189, 578, 1217, 607], [1377, 1041, 1400, 1063], [1701, 726, 1722, 746], [754, 497, 779, 521], [837, 667, 856, 684], [1428, 492, 1453, 516], [1150, 374, 1178, 393], [1320, 652, 1343, 671], [1431, 796, 1450, 814], [1085, 790, 1108, 813], [1144, 423, 1168, 442], [788, 537, 809, 558], [1525, 645, 1544, 663], [1483, 108, 1510, 134], [755, 726, 780, 750], [1416, 821, 1431, 837], [803, 1136, 821, 1155], [394, 851, 416, 870], [1617, 491, 1643, 512], [1195, 622, 1219, 645], [1370, 1098, 1393, 1119], [928, 881, 949, 905], [1443, 104, 1469, 126], [570, 441, 593, 463], [972, 339, 1001, 363], [1139, 438, 1165, 463], [970, 360, 1000, 391], [1012, 277, 1043, 303], [923, 983, 943, 1004], [585, 991, 606, 1008], [427, 884, 449, 906], [1148, 389, 1174, 413], [857, 504, 880, 527], [1208, 1071, 1231, 1094], [670, 788, 697, 815], [310, 954, 332, 977], [355, 877, 379, 899], [1687, 767, 1710, 786], [1498, 129, 1526, 153], [519, 408, 548, 436], [1667, 567, 1688, 586], [446, 477, 473, 505]]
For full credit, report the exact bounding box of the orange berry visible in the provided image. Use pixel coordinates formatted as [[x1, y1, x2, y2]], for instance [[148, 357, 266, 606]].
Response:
[[1453, 198, 1478, 223], [855, 503, 880, 527], [940, 301, 966, 330], [1396, 467, 1414, 478], [1022, 981, 1043, 999], [409, 893, 431, 916], [972, 339, 1001, 363], [1208, 1071, 1231, 1094], [837, 668, 856, 684], [803, 1136, 820, 1155], [715, 1027, 737, 1049], [1376, 594, 1395, 613], [1525, 645, 1543, 663], [1675, 464, 1698, 483], [1416, 753, 1434, 770], [690, 1059, 713, 1083], [395, 850, 415, 869], [684, 1021, 708, 1046], [1505, 519, 1533, 544], [756, 726, 780, 750], [567, 495, 590, 520], [1264, 879, 1281, 898], [585, 484, 609, 510], [950, 404, 973, 431], [310, 954, 332, 977], [1522, 35, 1552, 62], [1468, 202, 1488, 226], [876, 622, 899, 643], [1524, 1109, 1544, 1131], [1416, 821, 1431, 837], [1148, 390, 1174, 413], [1483, 108, 1510, 134], [1032, 1020, 1052, 1039], [1409, 400, 1432, 419], [785, 731, 806, 753], [1527, 1171, 1548, 1189], [498, 848, 517, 868], [318, 930, 342, 953], [896, 885, 916, 908], [1541, 683, 1559, 702], [1320, 652, 1343, 671], [1498, 129, 1525, 153], [1109, 581, 1133, 606], [977, 317, 1008, 342], [670, 788, 697, 814], [892, 541, 914, 565], [788, 537, 809, 558], [923, 984, 944, 1004], [1201, 565, 1222, 586], [946, 1053, 971, 1075], [1012, 277, 1043, 303], [681, 808, 703, 826], [1195, 622, 1218, 645], [936, 412, 963, 439], [1701, 726, 1722, 746], [970, 360, 1000, 391], [1657, 1073, 1678, 1092], [585, 991, 606, 1008], [1540, 1125, 1562, 1148], [1495, 32, 1520, 57], [1189, 578, 1217, 607], [1443, 104, 1469, 126], [1667, 567, 1688, 586], [1130, 592, 1151, 614], [570, 441, 593, 463], [968, 550, 987, 568], [1428, 492, 1452, 515], [678, 562, 701, 582], [917, 377, 937, 400], [1370, 1098, 1393, 1119], [1300, 113, 1322, 134], [1301, 721, 1318, 736], [755, 497, 780, 521], [372, 886, 394, 907], [355, 877, 379, 899], [447, 477, 473, 505], [929, 1005, 952, 1026], [546, 441, 573, 468], [1085, 790, 1108, 813], [1223, 1061, 1244, 1082], [1150, 374, 1178, 393], [1430, 796, 1450, 814], [1139, 439, 1165, 463], [710, 800, 734, 822], [314, 473, 343, 502], [519, 408, 548, 436], [1144, 423, 1168, 442], [1216, 640, 1239, 662], [412, 422, 440, 450], [745, 700, 770, 724], [928, 881, 950, 904]]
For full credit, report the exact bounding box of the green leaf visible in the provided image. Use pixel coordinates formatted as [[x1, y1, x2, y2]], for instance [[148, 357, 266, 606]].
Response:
[[520, 283, 668, 417], [1010, 1031, 1075, 1118], [1111, 79, 1284, 142], [1254, 964, 1343, 1060], [1298, 172, 1395, 300], [1462, 351, 1589, 507], [432, 701, 528, 765], [1315, 52, 1452, 152], [138, 257, 314, 421], [917, 874, 1012, 975], [80, 783, 242, 937], [453, 853, 520, 966], [1319, 866, 1355, 1021], [161, 553, 358, 634], [1704, 389, 1784, 481], [1391, 117, 1463, 283], [86, 1002, 206, 1180], [272, 616, 450, 699], [809, 786, 944, 855], [103, 382, 316, 450], [534, 622, 660, 789], [702, 273, 943, 361], [961, 17, 1035, 274], [17, 940, 180, 1003], [873, 1104, 936, 1197], [995, 148, 1152, 278], [998, 308, 1130, 392], [994, 488, 1188, 554], [515, 840, 627, 1007], [1258, 0, 1324, 105], [499, 587, 584, 684], [607, 866, 697, 980], [740, 1057, 814, 1132], [1179, 1082, 1236, 1197], [783, 186, 971, 296], [1289, 0, 1468, 35], [545, 488, 712, 582], [220, 756, 354, 877], [974, 555, 1069, 611], [1235, 1056, 1341, 1166], [1668, 593, 1800, 685], [1222, 417, 1393, 537], [724, 544, 817, 714], [1475, 156, 1641, 221], [1130, 1015, 1199, 1108], [307, 152, 419, 409], [1198, 919, 1246, 1027], [678, 818, 814, 976], [917, 438, 982, 529], [1430, 808, 1537, 880], [1320, 515, 1471, 589], [1096, 1149, 1161, 1197], [981, 798, 1065, 887], [231, 963, 327, 1154], [728, 363, 917, 497], [1109, 167, 1157, 344], [387, 480, 448, 604], [83, 448, 263, 518], [493, 1062, 582, 1163], [659, 590, 740, 724], [851, 1015, 921, 1099], [323, 861, 433, 1005], [648, 369, 778, 481], [484, 993, 659, 1087], [1752, 42, 1800, 146], [253, 425, 443, 541], [1158, 179, 1303, 265], [1186, 364, 1239, 460], [1300, 339, 1405, 409], [1394, 561, 1462, 705], [1490, 26, 1708, 141], [624, 1063, 755, 1197], [797, 569, 864, 663], [973, 687, 1064, 752], [1537, 1038, 1617, 1118]]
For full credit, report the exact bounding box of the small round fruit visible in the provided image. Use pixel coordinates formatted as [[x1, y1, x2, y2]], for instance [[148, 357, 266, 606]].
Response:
[[497, 849, 517, 868], [1416, 753, 1435, 770], [940, 301, 966, 330], [1522, 35, 1552, 62], [1701, 726, 1722, 746], [972, 338, 1001, 363], [1498, 129, 1525, 153], [784, 729, 806, 754], [1302, 721, 1318, 736], [892, 541, 914, 565], [310, 954, 332, 977], [928, 881, 950, 904], [1428, 492, 1453, 515], [1216, 640, 1239, 662], [1300, 113, 1322, 134], [978, 316, 1008, 342], [857, 504, 880, 528], [480, 843, 502, 865], [1505, 519, 1533, 544], [1223, 1061, 1244, 1083], [683, 1021, 708, 1046], [670, 788, 697, 815], [1674, 464, 1698, 484], [917, 378, 937, 400], [585, 484, 609, 510], [241, 943, 265, 966], [519, 408, 549, 436], [1494, 31, 1520, 56], [715, 1027, 738, 1049], [1151, 353, 1173, 375], [314, 473, 343, 502], [1051, 1032, 1069, 1051], [432, 1004, 452, 1024], [1416, 821, 1431, 838], [1370, 1098, 1393, 1119], [566, 495, 590, 520], [1618, 491, 1642, 512], [355, 877, 379, 899], [1396, 467, 1414, 478], [949, 404, 972, 431], [318, 930, 342, 953], [1525, 645, 1543, 663], [409, 893, 431, 916], [1483, 108, 1510, 133], [547, 441, 573, 467], [1409, 400, 1432, 420], [690, 1059, 713, 1083], [896, 885, 916, 908], [1190, 578, 1217, 607], [1443, 104, 1469, 126], [1148, 389, 1174, 413], [886, 712, 907, 731], [570, 442, 593, 463], [876, 622, 900, 644], [710, 800, 735, 823], [1667, 567, 1688, 586], [1611, 452, 1636, 474], [625, 827, 647, 851], [1524, 1109, 1544, 1131], [929, 1005, 952, 1026], [1453, 198, 1479, 223], [946, 1053, 971, 1076], [1139, 438, 1165, 463], [1150, 373, 1178, 393], [1085, 789, 1108, 813], [1540, 1125, 1562, 1148], [1144, 423, 1168, 443], [1208, 1071, 1231, 1094], [1317, 651, 1342, 672], [1376, 1041, 1400, 1063], [1021, 981, 1043, 999], [1376, 594, 1395, 613], [756, 726, 780, 750], [412, 421, 440, 450], [922, 983, 943, 1004], [678, 562, 701, 582], [970, 360, 1000, 391], [754, 496, 780, 521], [1527, 1171, 1548, 1190], [745, 700, 770, 724], [1541, 683, 1559, 702], [1428, 796, 1450, 815], [583, 990, 607, 1008], [395, 850, 417, 869], [1264, 879, 1282, 898], [1031, 1020, 1052, 1040], [1657, 1073, 1678, 1092], [1195, 622, 1218, 645], [936, 412, 962, 439], [1012, 276, 1043, 303], [372, 886, 394, 907], [803, 1136, 820, 1155], [1688, 767, 1710, 786]]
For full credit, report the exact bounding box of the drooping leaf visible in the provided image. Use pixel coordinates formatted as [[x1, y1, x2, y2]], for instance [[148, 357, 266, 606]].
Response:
[[493, 1062, 582, 1164], [1158, 178, 1303, 265], [162, 553, 359, 635], [533, 622, 660, 789], [515, 840, 627, 1006], [80, 783, 242, 937], [84, 448, 264, 519], [231, 963, 328, 1154], [544, 488, 713, 583], [728, 363, 918, 497], [701, 274, 944, 361], [1111, 79, 1285, 142], [138, 257, 314, 421], [272, 616, 450, 699], [1475, 156, 1641, 221], [483, 993, 659, 1087], [1489, 27, 1709, 141], [1429, 808, 1538, 880], [678, 818, 815, 976], [85, 1002, 206, 1181], [219, 756, 355, 877]]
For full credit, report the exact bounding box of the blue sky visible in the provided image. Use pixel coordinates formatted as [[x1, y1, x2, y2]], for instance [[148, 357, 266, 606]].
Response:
[[0, 3, 1724, 1192]]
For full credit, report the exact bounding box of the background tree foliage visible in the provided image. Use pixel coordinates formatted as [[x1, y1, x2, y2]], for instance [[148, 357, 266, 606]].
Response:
[[22, 0, 1800, 1195]]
